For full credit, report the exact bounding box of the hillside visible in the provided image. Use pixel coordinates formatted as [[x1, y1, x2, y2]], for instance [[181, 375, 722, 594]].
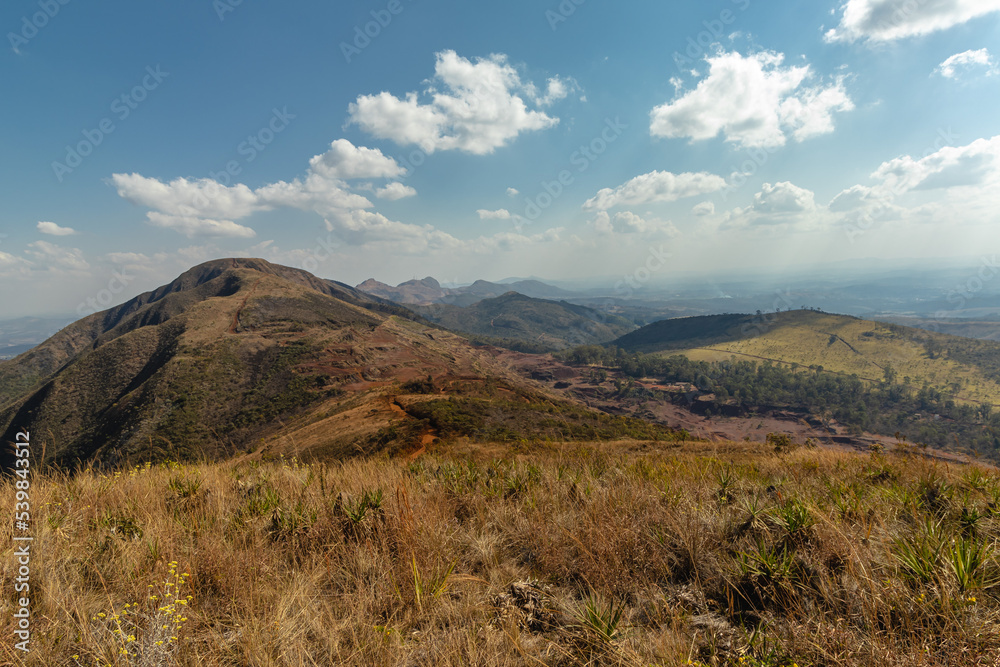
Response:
[[0, 259, 678, 474], [412, 292, 635, 351], [614, 310, 1000, 407]]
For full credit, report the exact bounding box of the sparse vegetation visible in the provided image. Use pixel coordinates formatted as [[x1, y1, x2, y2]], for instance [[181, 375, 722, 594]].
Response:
[[559, 345, 1000, 458], [5, 443, 1000, 666]]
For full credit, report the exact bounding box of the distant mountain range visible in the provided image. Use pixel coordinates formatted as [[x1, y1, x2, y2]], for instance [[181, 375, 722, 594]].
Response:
[[6, 259, 1000, 472], [356, 276, 576, 306]]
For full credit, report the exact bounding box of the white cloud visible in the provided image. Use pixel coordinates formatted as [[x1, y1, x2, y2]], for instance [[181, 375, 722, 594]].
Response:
[[826, 0, 1000, 43], [112, 174, 265, 221], [253, 174, 373, 214], [827, 135, 1000, 232], [936, 49, 998, 78], [105, 252, 151, 265], [470, 227, 564, 253], [26, 240, 90, 271], [323, 209, 460, 252], [348, 50, 562, 155], [506, 187, 519, 198], [692, 201, 715, 216], [375, 182, 417, 200], [650, 50, 853, 149], [725, 182, 820, 229], [37, 221, 77, 236], [591, 211, 679, 236], [308, 139, 405, 179], [750, 182, 817, 214], [146, 212, 257, 239], [870, 135, 1000, 194], [828, 184, 886, 212], [583, 170, 727, 211], [477, 209, 513, 220], [528, 76, 575, 107]]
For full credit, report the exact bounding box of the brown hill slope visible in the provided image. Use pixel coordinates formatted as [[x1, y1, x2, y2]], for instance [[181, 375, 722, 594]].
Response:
[[0, 259, 547, 471]]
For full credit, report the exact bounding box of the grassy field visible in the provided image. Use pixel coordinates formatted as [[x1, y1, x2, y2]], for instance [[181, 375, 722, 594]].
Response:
[[664, 312, 1000, 407], [3, 441, 1000, 666]]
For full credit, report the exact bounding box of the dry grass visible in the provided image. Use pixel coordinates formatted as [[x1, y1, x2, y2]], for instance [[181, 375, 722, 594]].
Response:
[[3, 442, 1000, 666], [673, 312, 1000, 406]]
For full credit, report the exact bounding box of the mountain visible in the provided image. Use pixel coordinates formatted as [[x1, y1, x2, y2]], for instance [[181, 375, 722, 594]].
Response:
[[0, 259, 545, 472], [613, 309, 1000, 407], [356, 277, 449, 304], [412, 292, 635, 351], [355, 276, 577, 306]]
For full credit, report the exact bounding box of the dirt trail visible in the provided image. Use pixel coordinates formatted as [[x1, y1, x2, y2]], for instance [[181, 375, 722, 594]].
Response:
[[390, 398, 437, 460], [229, 278, 262, 334]]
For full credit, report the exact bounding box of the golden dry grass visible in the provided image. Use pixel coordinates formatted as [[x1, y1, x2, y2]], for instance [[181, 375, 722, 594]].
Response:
[[2, 441, 1000, 666], [670, 313, 1000, 407]]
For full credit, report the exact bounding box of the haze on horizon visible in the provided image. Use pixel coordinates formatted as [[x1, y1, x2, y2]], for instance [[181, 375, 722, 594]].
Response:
[[1, 0, 999, 318]]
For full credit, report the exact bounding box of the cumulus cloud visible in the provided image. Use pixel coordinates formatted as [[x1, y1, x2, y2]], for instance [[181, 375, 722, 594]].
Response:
[[112, 174, 265, 221], [146, 212, 257, 239], [870, 135, 1000, 194], [936, 49, 998, 78], [583, 170, 727, 211], [506, 187, 519, 198], [348, 50, 562, 155], [591, 211, 679, 236], [828, 184, 886, 212], [37, 221, 77, 236], [692, 201, 715, 217], [827, 135, 1000, 232], [650, 50, 853, 149], [750, 182, 817, 214], [375, 182, 417, 200], [470, 227, 564, 253], [26, 240, 90, 271], [725, 182, 820, 229], [111, 138, 405, 240], [308, 139, 405, 179], [477, 209, 513, 220], [105, 252, 152, 265], [528, 76, 576, 107], [322, 210, 459, 252], [0, 251, 20, 266], [825, 0, 1000, 43]]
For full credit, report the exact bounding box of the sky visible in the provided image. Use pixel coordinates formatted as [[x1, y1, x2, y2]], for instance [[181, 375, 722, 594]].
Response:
[[1, 0, 999, 317]]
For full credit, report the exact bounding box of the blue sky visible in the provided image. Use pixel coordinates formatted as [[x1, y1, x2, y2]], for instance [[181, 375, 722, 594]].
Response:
[[1, 0, 999, 317]]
